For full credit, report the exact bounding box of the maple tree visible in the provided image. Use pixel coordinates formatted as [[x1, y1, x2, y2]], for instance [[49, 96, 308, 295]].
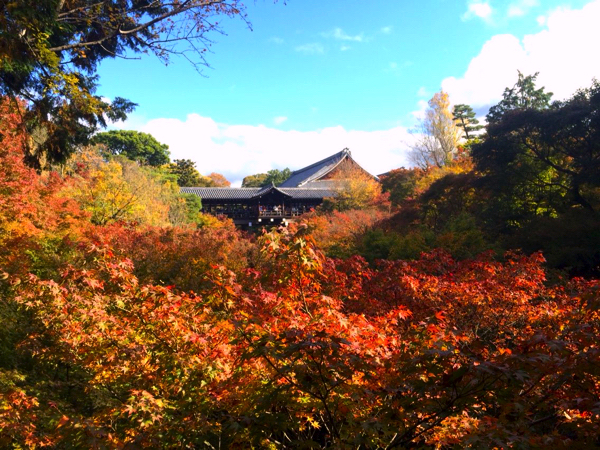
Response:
[[208, 172, 232, 187], [66, 148, 181, 226], [2, 224, 599, 448], [305, 207, 389, 258], [322, 160, 384, 211]]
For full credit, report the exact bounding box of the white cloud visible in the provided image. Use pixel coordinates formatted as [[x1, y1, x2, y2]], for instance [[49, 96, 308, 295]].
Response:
[[295, 43, 325, 54], [417, 86, 431, 98], [508, 0, 539, 17], [273, 116, 288, 125], [120, 114, 412, 186], [444, 0, 600, 108], [381, 26, 393, 34], [411, 100, 429, 120], [269, 36, 284, 44], [462, 1, 493, 22], [323, 27, 365, 42], [340, 45, 351, 51]]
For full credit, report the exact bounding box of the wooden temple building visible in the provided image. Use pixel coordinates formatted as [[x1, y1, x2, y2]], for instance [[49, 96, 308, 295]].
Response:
[[181, 149, 377, 226]]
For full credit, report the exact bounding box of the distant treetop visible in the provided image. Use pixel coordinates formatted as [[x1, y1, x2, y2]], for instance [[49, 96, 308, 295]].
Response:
[[91, 130, 170, 167], [486, 71, 553, 124]]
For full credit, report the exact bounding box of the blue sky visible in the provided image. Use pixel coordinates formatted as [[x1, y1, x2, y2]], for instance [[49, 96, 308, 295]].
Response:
[[97, 0, 599, 185]]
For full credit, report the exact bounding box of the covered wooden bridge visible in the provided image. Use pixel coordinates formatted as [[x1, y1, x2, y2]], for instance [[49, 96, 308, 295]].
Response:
[[181, 149, 377, 227]]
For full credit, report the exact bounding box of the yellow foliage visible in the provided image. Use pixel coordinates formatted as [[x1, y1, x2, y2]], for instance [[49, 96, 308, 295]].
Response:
[[66, 148, 176, 226], [327, 161, 382, 211], [414, 152, 474, 195], [409, 90, 463, 169]]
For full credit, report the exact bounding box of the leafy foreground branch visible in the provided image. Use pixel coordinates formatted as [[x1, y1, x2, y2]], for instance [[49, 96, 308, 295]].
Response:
[[1, 226, 600, 448], [0, 0, 252, 168]]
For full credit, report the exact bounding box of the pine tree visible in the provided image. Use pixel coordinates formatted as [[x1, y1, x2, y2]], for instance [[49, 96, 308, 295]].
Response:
[[452, 104, 483, 140]]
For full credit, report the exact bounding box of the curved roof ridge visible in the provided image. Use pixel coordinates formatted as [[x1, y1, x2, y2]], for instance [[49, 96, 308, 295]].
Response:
[[298, 150, 352, 187], [291, 148, 349, 176], [279, 148, 352, 188], [251, 184, 293, 199]]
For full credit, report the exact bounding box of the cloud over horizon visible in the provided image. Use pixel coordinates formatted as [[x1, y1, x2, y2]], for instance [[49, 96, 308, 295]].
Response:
[[117, 115, 412, 186]]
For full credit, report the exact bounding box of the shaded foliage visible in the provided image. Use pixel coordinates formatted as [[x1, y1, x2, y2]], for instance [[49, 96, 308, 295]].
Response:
[[380, 167, 421, 206]]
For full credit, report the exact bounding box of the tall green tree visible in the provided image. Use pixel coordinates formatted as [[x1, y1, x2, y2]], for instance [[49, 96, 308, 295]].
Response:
[[473, 79, 600, 224], [486, 71, 553, 124], [0, 0, 250, 168], [264, 168, 292, 186], [452, 104, 483, 140], [169, 159, 215, 187], [91, 130, 170, 166]]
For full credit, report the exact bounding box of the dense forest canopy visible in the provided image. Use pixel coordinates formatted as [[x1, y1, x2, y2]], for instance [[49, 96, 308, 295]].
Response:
[[1, 2, 599, 444], [1, 73, 600, 446]]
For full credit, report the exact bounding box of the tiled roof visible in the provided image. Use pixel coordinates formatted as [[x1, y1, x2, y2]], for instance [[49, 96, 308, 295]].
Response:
[[180, 186, 337, 201], [180, 187, 261, 200], [280, 188, 337, 199], [181, 150, 375, 201], [300, 180, 341, 190], [279, 149, 350, 187], [254, 184, 293, 198]]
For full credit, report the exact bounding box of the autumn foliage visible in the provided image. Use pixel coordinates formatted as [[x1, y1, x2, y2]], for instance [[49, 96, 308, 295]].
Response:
[[2, 225, 599, 448], [1, 96, 600, 448]]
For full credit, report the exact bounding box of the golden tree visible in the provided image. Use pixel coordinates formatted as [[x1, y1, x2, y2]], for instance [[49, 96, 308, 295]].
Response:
[[409, 90, 462, 168]]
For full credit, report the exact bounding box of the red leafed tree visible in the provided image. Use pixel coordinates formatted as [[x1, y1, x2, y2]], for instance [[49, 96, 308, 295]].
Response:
[[208, 172, 231, 187], [3, 222, 599, 447]]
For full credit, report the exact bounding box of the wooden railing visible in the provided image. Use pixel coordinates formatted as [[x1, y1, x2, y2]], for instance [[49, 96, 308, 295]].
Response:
[[258, 209, 306, 218], [211, 208, 312, 220]]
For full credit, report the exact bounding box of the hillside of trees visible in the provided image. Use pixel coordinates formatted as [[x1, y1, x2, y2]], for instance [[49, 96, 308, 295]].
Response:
[[1, 74, 599, 447], [1, 2, 599, 446]]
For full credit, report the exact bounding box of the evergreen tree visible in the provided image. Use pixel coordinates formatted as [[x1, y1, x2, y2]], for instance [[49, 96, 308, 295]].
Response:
[[486, 71, 553, 124], [0, 1, 250, 168], [169, 159, 214, 187], [452, 104, 483, 140], [264, 168, 293, 186]]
